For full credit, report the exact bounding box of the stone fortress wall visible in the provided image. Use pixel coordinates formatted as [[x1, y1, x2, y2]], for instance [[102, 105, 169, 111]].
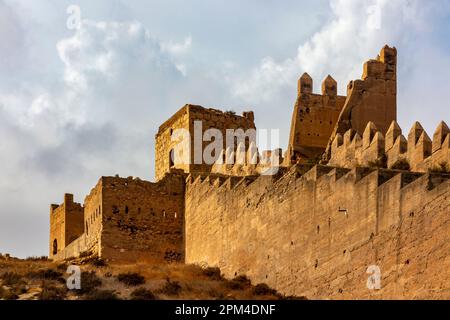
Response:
[[51, 173, 186, 263], [184, 164, 450, 299], [99, 174, 185, 263], [49, 45, 450, 299]]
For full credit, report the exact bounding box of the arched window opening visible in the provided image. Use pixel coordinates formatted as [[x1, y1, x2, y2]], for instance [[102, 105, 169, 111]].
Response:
[[86, 222, 89, 235], [125, 206, 129, 214], [52, 239, 58, 255]]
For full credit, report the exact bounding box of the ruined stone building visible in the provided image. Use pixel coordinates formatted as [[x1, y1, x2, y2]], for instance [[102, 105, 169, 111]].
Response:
[[49, 46, 450, 299]]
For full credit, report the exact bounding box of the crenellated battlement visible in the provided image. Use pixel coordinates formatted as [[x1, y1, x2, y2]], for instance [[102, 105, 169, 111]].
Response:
[[209, 141, 284, 177], [186, 160, 450, 205], [328, 121, 450, 172], [297, 73, 340, 97], [287, 73, 347, 164], [185, 160, 450, 299]]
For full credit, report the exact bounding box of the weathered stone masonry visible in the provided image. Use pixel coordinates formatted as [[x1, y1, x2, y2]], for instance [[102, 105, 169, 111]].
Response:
[[50, 173, 186, 262], [49, 194, 84, 258], [49, 45, 450, 299], [185, 166, 450, 299], [155, 104, 256, 181]]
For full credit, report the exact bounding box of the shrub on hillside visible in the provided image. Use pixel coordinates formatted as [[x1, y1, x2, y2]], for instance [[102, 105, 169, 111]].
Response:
[[0, 272, 24, 286], [90, 258, 107, 267], [202, 267, 223, 281], [78, 271, 102, 294], [130, 288, 157, 300], [252, 283, 278, 296], [116, 272, 146, 286], [226, 275, 251, 290], [158, 278, 182, 296], [27, 269, 64, 283], [38, 282, 67, 300]]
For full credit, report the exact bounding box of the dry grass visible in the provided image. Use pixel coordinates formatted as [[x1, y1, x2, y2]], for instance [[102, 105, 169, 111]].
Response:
[[0, 256, 291, 300], [26, 269, 64, 282], [38, 281, 67, 300], [1, 272, 24, 286], [116, 272, 146, 286], [0, 286, 19, 300], [158, 278, 182, 296], [78, 271, 102, 295]]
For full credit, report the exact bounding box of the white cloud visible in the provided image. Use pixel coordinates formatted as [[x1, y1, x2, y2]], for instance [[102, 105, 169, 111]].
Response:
[[232, 0, 450, 103], [0, 0, 25, 72], [0, 18, 194, 177], [0, 15, 194, 257], [231, 57, 298, 104], [57, 19, 190, 94], [161, 36, 192, 56]]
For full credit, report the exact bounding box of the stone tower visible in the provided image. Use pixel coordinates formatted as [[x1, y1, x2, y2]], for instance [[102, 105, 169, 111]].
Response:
[[155, 104, 256, 181], [286, 73, 347, 164], [324, 45, 397, 161], [49, 194, 84, 258]]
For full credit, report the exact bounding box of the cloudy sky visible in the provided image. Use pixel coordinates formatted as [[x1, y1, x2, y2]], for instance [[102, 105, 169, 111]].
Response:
[[1, 0, 449, 258]]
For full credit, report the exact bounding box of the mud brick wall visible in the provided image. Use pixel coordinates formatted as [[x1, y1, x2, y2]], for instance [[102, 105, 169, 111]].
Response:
[[185, 164, 450, 299], [100, 174, 186, 263]]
